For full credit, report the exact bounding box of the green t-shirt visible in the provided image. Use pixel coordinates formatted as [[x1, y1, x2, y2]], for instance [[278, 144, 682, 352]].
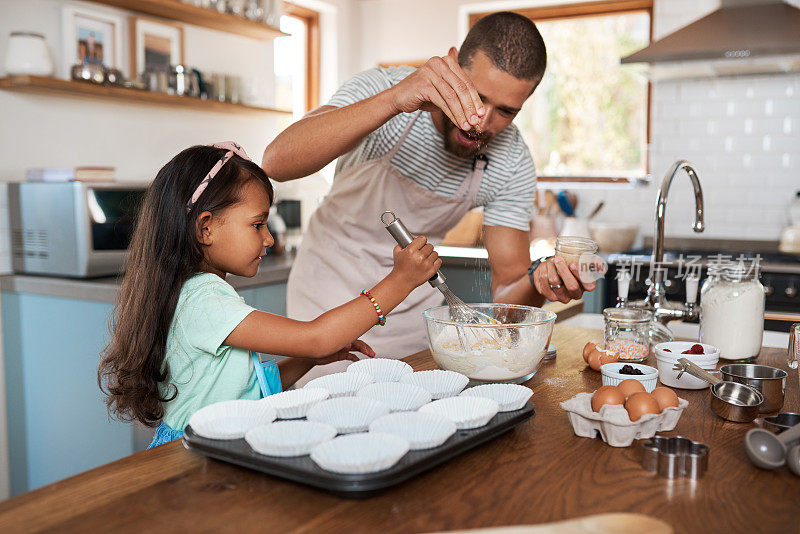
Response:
[[160, 272, 261, 430]]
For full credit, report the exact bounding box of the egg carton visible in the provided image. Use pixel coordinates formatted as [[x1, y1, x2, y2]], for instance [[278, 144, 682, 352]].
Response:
[[560, 392, 689, 447]]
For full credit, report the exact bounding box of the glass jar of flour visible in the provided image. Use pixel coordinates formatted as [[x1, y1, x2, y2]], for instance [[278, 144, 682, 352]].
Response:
[[700, 262, 765, 361]]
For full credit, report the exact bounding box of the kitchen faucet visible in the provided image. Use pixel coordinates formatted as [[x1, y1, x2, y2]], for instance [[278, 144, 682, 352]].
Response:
[[618, 160, 705, 327]]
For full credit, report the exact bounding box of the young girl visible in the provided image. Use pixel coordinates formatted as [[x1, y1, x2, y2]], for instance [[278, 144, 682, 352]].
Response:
[[98, 142, 441, 448]]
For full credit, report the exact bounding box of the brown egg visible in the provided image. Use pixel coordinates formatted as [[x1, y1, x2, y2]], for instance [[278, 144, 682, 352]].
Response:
[[599, 349, 619, 366], [651, 386, 679, 411], [587, 348, 603, 371], [625, 392, 661, 421], [617, 379, 646, 399], [583, 342, 597, 362], [591, 385, 625, 412]]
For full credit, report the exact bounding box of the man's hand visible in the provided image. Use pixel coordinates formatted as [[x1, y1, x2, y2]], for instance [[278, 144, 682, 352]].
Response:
[[531, 256, 597, 304], [389, 48, 485, 131], [314, 340, 375, 366]]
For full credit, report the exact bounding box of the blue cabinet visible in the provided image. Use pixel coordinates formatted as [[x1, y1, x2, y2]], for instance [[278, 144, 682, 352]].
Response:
[[2, 281, 287, 496]]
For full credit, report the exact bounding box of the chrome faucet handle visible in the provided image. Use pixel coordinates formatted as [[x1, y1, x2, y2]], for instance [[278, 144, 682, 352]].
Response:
[[685, 275, 699, 305], [617, 269, 631, 305]]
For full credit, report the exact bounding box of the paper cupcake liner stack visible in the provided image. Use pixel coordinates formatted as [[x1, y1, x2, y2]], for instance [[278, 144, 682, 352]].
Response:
[[357, 382, 432, 412], [400, 370, 469, 399], [310, 432, 410, 474], [419, 396, 499, 429], [306, 396, 391, 434], [460, 383, 533, 412], [347, 358, 413, 383], [261, 388, 330, 419], [188, 399, 277, 440], [369, 411, 457, 450], [245, 421, 337, 457], [304, 371, 375, 398]]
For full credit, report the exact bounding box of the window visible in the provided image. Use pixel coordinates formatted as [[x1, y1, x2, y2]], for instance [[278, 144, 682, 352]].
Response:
[[470, 1, 652, 185], [274, 3, 320, 115]]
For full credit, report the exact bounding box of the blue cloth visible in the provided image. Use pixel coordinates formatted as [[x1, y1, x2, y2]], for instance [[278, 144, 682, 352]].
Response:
[[252, 353, 283, 397], [147, 422, 183, 449]]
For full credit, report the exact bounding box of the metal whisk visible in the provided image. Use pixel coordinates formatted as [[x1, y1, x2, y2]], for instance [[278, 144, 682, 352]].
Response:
[[381, 211, 504, 349]]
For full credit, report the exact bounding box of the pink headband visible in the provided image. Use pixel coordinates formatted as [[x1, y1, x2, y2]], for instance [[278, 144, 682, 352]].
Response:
[[186, 141, 251, 211]]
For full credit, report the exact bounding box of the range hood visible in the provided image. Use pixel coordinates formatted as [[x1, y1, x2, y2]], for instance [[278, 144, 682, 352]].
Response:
[[622, 0, 800, 77]]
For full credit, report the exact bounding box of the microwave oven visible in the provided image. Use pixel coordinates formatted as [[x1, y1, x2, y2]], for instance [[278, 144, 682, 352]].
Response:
[[8, 182, 147, 278]]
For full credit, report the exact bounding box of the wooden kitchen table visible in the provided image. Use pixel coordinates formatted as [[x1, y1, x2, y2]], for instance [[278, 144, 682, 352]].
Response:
[[1, 326, 797, 534]]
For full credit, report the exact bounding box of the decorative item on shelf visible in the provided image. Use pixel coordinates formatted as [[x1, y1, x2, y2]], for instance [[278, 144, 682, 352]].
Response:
[[227, 0, 246, 17], [61, 6, 124, 79], [210, 0, 228, 14], [245, 0, 265, 21], [103, 67, 124, 86], [130, 17, 185, 84], [169, 65, 200, 97], [142, 68, 169, 93], [4, 32, 55, 76], [70, 62, 105, 84], [263, 0, 282, 26]]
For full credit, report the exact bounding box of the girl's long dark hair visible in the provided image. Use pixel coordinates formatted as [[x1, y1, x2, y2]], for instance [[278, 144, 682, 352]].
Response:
[[99, 145, 273, 426]]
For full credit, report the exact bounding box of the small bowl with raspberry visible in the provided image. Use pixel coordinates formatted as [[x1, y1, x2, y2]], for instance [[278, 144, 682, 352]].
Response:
[[654, 342, 720, 389]]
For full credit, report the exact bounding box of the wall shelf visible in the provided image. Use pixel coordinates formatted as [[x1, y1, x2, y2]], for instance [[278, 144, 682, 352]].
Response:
[[0, 75, 292, 116], [84, 0, 287, 40]]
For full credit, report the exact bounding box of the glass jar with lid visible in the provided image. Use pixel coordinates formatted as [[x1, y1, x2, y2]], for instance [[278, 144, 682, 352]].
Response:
[[603, 307, 653, 362], [554, 236, 598, 266], [700, 262, 765, 361]]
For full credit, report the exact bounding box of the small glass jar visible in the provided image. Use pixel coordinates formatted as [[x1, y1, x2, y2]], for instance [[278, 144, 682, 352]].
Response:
[[554, 236, 598, 266], [700, 262, 765, 361], [603, 307, 652, 362]]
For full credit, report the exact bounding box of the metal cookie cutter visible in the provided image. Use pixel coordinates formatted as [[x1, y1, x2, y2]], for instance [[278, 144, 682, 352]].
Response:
[[641, 435, 709, 479]]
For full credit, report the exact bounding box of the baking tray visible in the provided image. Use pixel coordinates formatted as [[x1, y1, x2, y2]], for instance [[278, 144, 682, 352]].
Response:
[[183, 401, 535, 498]]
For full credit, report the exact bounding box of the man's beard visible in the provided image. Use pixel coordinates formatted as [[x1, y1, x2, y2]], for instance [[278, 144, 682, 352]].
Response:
[[442, 120, 492, 159]]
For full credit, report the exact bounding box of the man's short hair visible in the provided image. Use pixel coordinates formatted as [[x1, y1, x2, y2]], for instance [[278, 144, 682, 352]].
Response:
[[459, 12, 547, 83]]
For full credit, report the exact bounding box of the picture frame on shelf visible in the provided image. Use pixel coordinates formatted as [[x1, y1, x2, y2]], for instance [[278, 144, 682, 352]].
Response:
[[61, 6, 124, 78], [130, 17, 185, 79]]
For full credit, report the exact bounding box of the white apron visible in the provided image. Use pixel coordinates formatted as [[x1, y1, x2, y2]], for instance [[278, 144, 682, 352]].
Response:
[[288, 112, 486, 381]]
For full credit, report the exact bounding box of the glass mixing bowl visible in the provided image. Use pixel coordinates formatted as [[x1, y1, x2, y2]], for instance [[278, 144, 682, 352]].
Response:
[[423, 304, 556, 383]]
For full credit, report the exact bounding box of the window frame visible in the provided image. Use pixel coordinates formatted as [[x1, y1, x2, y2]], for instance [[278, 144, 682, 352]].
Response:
[[282, 2, 321, 112], [468, 0, 654, 186]]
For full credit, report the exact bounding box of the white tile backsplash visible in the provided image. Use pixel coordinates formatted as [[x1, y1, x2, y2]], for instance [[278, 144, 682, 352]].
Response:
[[579, 70, 800, 242]]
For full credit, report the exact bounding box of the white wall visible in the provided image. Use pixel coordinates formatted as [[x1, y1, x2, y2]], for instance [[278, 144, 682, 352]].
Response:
[[355, 0, 800, 242]]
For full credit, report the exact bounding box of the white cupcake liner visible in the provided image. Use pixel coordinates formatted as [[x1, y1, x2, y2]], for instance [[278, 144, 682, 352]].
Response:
[[400, 370, 469, 399], [304, 372, 375, 398], [357, 382, 432, 412], [245, 421, 337, 457], [310, 432, 409, 474], [188, 399, 276, 440], [347, 358, 413, 383], [460, 383, 533, 412], [260, 388, 330, 419], [369, 411, 456, 450], [419, 396, 499, 429], [306, 396, 391, 434]]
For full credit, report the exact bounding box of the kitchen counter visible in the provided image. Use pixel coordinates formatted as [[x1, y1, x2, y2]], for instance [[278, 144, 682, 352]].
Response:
[[0, 254, 296, 304], [0, 325, 796, 533]]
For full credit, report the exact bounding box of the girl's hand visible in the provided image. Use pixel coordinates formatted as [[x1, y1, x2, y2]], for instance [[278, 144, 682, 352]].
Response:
[[391, 235, 442, 290], [314, 339, 375, 366]]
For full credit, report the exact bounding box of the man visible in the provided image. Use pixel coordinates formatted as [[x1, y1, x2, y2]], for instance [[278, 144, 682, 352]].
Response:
[[262, 12, 595, 367]]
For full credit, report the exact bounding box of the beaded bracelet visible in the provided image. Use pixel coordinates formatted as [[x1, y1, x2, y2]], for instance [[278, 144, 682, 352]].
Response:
[[360, 289, 386, 326]]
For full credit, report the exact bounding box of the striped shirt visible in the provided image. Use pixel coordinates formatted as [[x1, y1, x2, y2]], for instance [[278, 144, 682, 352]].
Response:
[[328, 66, 537, 231]]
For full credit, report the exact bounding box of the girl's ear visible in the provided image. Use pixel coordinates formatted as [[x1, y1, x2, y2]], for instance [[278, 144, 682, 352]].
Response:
[[195, 211, 214, 245]]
